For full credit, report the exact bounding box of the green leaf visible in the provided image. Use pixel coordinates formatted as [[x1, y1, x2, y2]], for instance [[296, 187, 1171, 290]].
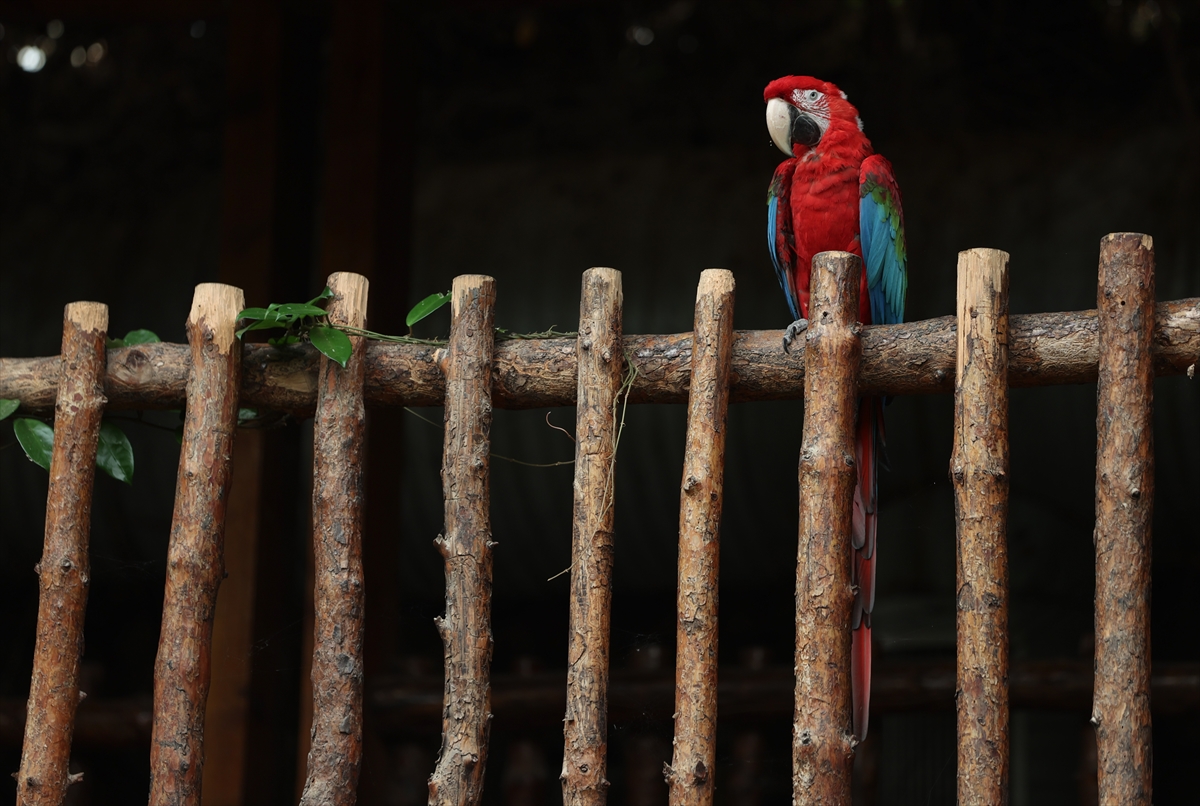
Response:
[[272, 302, 329, 319], [237, 307, 270, 321], [309, 326, 353, 368], [237, 315, 290, 339], [307, 287, 333, 305], [97, 421, 134, 484], [106, 337, 127, 348], [406, 292, 451, 328], [267, 333, 302, 346], [0, 399, 19, 421], [13, 418, 54, 471], [122, 329, 160, 345]]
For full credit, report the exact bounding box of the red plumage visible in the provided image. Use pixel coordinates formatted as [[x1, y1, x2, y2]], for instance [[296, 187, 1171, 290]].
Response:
[[765, 75, 905, 742]]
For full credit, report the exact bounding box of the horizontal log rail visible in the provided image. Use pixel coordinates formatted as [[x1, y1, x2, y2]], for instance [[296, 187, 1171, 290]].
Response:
[[2, 660, 1195, 747], [2, 300, 1196, 415]]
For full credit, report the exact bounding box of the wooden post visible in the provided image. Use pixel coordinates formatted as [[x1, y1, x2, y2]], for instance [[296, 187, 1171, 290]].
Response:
[[667, 270, 735, 806], [1093, 233, 1155, 805], [951, 248, 1011, 804], [149, 284, 245, 806], [15, 302, 108, 806], [793, 251, 861, 804], [428, 275, 498, 806], [299, 273, 371, 805], [561, 267, 624, 806]]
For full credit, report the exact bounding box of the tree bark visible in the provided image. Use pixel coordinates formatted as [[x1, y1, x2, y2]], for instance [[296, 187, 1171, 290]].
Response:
[[1093, 233, 1155, 806], [951, 248, 1011, 805], [299, 273, 370, 806], [793, 252, 861, 805], [428, 275, 497, 806], [15, 302, 108, 806], [561, 268, 624, 806], [666, 270, 735, 806], [149, 284, 245, 806], [3, 300, 1196, 416]]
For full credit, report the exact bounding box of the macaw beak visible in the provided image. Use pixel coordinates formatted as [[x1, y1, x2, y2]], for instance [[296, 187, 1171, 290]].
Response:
[[766, 96, 821, 157]]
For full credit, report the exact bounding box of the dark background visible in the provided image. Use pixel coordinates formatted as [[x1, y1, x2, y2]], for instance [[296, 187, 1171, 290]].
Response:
[[1, 1, 1197, 804]]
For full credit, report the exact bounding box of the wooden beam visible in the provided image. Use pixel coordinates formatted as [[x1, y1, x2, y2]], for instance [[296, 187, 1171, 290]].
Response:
[[5, 300, 1198, 416]]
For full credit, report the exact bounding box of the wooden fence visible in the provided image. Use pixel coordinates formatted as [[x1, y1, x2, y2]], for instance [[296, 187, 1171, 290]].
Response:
[[2, 232, 1198, 805]]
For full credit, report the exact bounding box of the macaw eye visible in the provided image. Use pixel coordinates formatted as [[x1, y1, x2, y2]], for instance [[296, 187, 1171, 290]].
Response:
[[806, 90, 820, 102]]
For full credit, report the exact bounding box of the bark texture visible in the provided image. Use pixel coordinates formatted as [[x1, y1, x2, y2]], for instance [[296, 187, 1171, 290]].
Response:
[[4, 301, 1196, 415], [300, 273, 370, 806], [1093, 233, 1155, 806], [428, 275, 497, 806], [950, 248, 1011, 805], [148, 284, 245, 806], [666, 270, 735, 806], [15, 302, 108, 806], [561, 268, 624, 806], [793, 252, 861, 805]]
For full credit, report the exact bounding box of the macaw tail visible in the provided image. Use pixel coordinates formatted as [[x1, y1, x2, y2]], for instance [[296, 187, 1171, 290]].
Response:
[[850, 396, 881, 741]]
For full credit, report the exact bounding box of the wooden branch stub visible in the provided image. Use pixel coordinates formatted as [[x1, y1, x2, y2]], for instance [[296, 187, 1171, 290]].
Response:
[[429, 275, 497, 806], [793, 252, 861, 805], [16, 302, 108, 806], [1093, 233, 1155, 806], [149, 283, 245, 806], [951, 248, 1011, 805], [300, 272, 370, 806], [667, 270, 735, 806], [561, 267, 624, 806], [3, 300, 1196, 414]]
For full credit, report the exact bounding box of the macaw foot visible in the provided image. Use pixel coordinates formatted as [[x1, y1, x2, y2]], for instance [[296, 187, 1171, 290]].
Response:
[[782, 318, 809, 353]]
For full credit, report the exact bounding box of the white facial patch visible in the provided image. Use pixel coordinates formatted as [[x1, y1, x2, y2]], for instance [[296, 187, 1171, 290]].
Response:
[[790, 87, 831, 139]]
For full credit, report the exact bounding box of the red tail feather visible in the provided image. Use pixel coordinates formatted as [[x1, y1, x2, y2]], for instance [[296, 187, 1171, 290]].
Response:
[[851, 397, 880, 740]]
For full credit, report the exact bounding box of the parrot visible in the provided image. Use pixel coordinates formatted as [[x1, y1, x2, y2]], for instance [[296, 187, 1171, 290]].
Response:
[[763, 75, 907, 742]]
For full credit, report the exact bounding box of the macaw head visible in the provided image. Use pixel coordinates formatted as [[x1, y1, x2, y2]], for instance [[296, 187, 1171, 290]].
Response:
[[764, 76, 864, 158]]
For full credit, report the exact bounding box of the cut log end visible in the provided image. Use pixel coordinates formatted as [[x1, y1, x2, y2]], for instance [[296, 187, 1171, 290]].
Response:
[[64, 302, 109, 333], [188, 283, 246, 353]]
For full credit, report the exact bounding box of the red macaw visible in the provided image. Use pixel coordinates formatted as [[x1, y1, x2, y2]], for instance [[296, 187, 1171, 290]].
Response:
[[764, 75, 907, 741]]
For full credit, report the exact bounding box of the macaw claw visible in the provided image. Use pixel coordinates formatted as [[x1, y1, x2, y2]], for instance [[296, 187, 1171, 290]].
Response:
[[782, 318, 809, 353]]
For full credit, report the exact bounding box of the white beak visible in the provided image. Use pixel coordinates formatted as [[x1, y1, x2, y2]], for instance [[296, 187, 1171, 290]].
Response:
[[766, 97, 794, 157]]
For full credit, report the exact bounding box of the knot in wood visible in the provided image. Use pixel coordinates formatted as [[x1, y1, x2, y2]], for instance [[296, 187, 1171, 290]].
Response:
[[691, 760, 709, 783], [60, 557, 74, 571], [682, 475, 699, 493]]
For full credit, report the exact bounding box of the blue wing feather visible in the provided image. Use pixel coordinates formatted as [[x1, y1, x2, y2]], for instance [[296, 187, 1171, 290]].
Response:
[[767, 164, 801, 321], [858, 155, 907, 327]]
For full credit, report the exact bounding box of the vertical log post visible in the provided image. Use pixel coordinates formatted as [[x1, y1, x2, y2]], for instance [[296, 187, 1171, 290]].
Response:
[[428, 275, 498, 806], [149, 284, 245, 806], [793, 251, 862, 804], [666, 270, 735, 806], [15, 302, 108, 806], [299, 272, 371, 805], [1093, 233, 1155, 805], [561, 267, 624, 806], [951, 248, 1011, 805]]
